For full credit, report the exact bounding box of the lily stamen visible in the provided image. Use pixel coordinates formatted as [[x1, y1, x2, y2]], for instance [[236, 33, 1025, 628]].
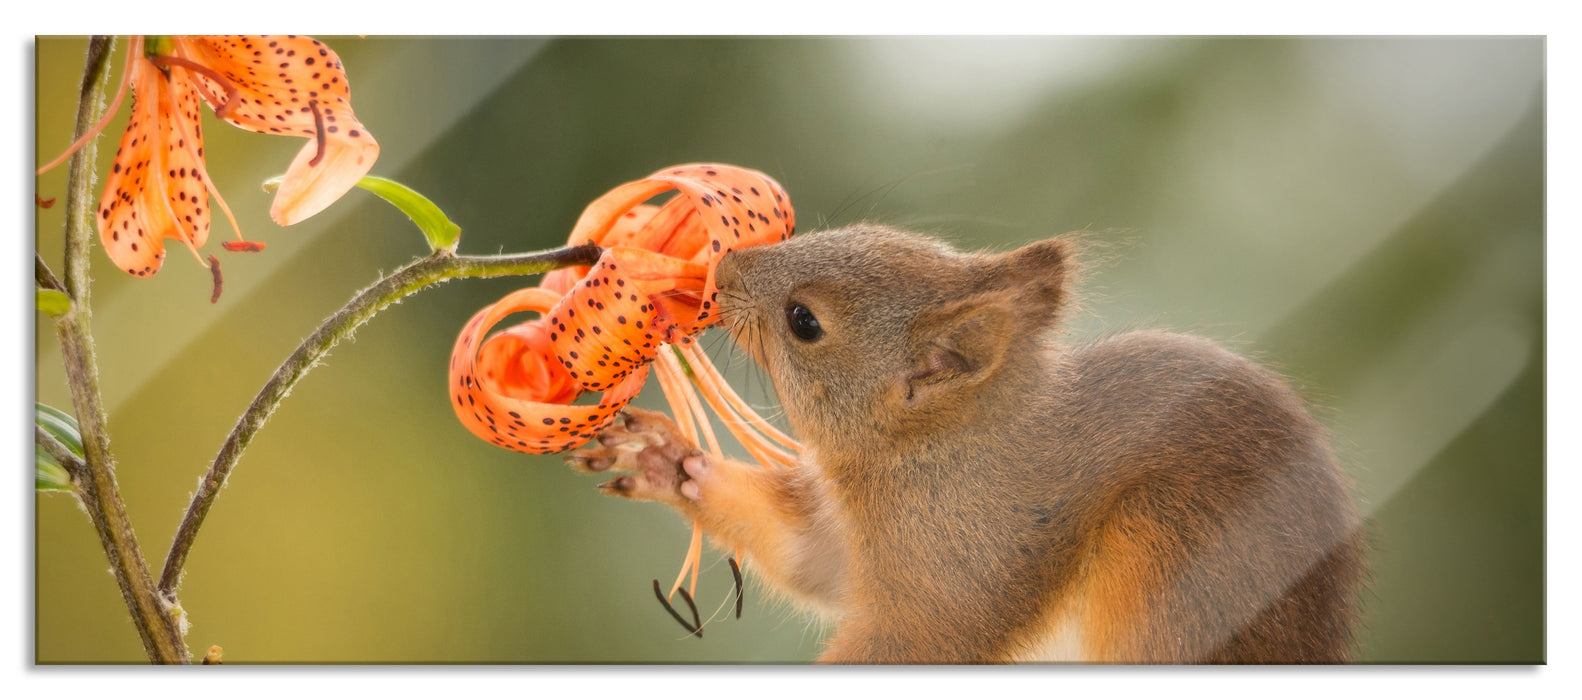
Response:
[[208, 255, 223, 303], [679, 343, 800, 461], [307, 100, 327, 167], [147, 53, 241, 120], [161, 76, 250, 251]]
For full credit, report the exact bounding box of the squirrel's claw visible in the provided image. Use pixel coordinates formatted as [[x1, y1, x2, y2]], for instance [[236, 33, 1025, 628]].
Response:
[[564, 451, 616, 473], [596, 474, 639, 494]]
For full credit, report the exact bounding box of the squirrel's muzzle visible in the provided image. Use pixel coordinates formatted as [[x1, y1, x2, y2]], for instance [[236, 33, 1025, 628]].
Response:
[[714, 246, 767, 301]]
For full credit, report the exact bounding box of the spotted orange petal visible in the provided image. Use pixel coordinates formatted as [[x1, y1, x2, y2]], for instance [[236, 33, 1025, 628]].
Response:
[[565, 164, 795, 333], [544, 247, 708, 391], [476, 322, 582, 406], [169, 35, 378, 226], [267, 124, 380, 225], [97, 56, 212, 277], [452, 288, 650, 453], [653, 165, 795, 294], [541, 202, 661, 295], [454, 247, 711, 454]]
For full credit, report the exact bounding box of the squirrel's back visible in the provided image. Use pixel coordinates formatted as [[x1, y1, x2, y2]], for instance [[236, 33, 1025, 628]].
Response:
[[1009, 329, 1363, 663]]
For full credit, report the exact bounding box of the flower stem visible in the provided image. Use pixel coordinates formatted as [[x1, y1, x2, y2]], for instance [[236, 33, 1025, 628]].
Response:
[[50, 36, 192, 665], [37, 424, 86, 476], [37, 253, 64, 291], [157, 243, 603, 597]]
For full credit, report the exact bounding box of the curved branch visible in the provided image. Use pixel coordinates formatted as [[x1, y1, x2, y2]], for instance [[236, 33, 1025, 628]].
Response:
[[158, 243, 603, 595]]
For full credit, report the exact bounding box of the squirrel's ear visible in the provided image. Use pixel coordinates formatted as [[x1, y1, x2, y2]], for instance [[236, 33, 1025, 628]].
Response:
[[986, 236, 1073, 326], [899, 294, 1016, 409]]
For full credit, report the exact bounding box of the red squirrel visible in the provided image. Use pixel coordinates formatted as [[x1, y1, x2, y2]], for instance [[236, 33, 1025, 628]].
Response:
[[567, 224, 1365, 663]]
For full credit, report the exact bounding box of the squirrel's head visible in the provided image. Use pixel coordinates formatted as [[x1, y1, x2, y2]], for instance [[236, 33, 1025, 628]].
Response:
[[714, 224, 1074, 450]]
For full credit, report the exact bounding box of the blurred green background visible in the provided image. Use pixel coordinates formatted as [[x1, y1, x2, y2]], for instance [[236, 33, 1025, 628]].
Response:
[[33, 36, 1543, 663]]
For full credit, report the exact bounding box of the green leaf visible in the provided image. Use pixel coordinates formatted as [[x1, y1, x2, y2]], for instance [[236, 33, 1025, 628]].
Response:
[[263, 175, 462, 251], [36, 452, 73, 492], [36, 288, 71, 318], [36, 402, 84, 458], [355, 176, 463, 251]]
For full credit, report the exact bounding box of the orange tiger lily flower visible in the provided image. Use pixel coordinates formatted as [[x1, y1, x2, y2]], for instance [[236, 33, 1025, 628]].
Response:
[[451, 164, 803, 604], [166, 35, 379, 226], [450, 163, 798, 454], [39, 35, 378, 279]]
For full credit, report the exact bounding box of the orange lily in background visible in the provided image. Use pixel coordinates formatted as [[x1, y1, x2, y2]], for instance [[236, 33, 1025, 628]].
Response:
[[450, 164, 802, 600], [37, 35, 378, 278]]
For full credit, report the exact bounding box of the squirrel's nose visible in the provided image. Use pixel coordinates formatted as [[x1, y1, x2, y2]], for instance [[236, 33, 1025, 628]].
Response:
[[714, 248, 747, 293]]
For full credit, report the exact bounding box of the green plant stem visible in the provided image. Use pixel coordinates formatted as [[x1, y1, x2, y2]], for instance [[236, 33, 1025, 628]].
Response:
[[50, 36, 193, 665], [37, 425, 86, 476], [157, 243, 603, 597], [38, 253, 64, 291]]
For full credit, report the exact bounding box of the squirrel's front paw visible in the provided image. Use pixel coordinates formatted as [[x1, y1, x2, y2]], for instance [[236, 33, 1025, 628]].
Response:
[[565, 407, 701, 506]]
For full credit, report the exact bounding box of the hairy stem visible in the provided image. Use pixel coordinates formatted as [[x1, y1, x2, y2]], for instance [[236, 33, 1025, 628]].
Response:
[[37, 425, 86, 476], [37, 253, 64, 291], [158, 244, 603, 596], [51, 36, 193, 664]]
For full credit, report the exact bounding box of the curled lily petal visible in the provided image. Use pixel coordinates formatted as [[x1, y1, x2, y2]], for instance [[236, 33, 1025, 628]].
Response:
[[566, 163, 796, 333], [451, 288, 649, 453], [541, 203, 660, 295], [648, 164, 795, 266], [269, 126, 379, 225], [452, 248, 706, 453], [546, 247, 708, 391], [476, 323, 581, 406]]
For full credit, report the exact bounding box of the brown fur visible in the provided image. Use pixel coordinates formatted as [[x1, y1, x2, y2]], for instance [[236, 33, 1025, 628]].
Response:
[[572, 224, 1365, 664]]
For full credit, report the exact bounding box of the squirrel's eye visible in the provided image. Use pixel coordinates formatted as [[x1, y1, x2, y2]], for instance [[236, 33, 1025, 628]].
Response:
[[786, 303, 823, 342]]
